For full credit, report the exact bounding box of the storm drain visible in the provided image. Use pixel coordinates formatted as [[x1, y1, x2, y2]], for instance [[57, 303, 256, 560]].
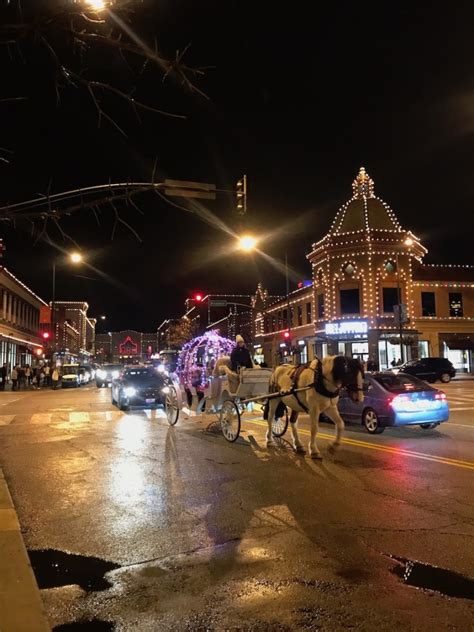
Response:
[[28, 548, 120, 592], [53, 621, 115, 632], [390, 555, 474, 600]]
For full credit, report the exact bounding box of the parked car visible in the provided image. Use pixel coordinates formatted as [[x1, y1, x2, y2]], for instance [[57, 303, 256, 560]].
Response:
[[61, 364, 84, 388], [391, 357, 456, 383], [95, 364, 122, 388], [111, 366, 169, 410], [328, 372, 449, 434], [79, 365, 94, 384]]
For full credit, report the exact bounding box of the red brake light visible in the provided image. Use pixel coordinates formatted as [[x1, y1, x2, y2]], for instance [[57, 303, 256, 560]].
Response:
[[435, 392, 447, 400]]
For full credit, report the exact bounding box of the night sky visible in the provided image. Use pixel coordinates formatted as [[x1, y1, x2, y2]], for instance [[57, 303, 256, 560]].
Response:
[[1, 1, 473, 332]]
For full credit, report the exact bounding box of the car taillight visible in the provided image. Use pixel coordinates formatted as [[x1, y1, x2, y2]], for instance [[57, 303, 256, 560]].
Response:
[[435, 392, 447, 400], [388, 394, 409, 407]]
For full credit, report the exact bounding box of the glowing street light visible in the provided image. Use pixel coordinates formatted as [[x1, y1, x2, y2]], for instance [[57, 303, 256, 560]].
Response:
[[85, 0, 108, 11], [70, 252, 83, 264], [238, 235, 258, 252]]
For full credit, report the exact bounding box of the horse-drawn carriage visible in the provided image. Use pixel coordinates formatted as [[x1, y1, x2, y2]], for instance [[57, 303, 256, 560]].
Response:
[[164, 365, 289, 442], [164, 331, 365, 458]]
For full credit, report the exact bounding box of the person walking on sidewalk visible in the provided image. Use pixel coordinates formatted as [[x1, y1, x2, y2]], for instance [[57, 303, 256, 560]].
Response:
[[52, 367, 60, 390], [43, 364, 50, 387], [11, 366, 18, 391], [25, 365, 32, 388], [0, 364, 7, 391]]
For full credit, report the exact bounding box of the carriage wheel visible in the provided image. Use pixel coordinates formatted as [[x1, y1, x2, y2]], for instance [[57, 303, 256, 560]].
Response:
[[219, 400, 241, 442], [165, 386, 179, 426], [272, 406, 289, 438]]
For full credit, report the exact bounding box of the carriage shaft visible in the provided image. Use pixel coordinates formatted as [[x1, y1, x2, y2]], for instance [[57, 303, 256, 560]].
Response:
[[240, 386, 312, 405]]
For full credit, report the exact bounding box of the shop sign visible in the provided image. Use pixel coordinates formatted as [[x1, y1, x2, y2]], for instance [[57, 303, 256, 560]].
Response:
[[325, 321, 368, 336], [298, 340, 306, 346]]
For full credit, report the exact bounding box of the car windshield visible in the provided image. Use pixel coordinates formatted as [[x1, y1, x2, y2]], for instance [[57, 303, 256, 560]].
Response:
[[124, 368, 160, 382], [64, 366, 79, 375], [374, 373, 432, 393], [104, 365, 122, 373]]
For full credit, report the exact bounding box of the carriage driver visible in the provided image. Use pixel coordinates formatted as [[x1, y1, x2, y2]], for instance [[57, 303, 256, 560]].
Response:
[[230, 335, 254, 372]]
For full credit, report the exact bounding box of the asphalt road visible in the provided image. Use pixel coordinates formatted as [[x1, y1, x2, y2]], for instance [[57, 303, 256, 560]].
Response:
[[0, 380, 473, 631]]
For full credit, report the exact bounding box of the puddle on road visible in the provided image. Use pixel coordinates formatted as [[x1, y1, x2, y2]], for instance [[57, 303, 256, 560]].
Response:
[[390, 555, 474, 600], [28, 549, 120, 592], [53, 621, 115, 632]]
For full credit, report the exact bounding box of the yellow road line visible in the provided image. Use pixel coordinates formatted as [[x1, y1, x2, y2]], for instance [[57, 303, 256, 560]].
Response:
[[246, 419, 474, 471]]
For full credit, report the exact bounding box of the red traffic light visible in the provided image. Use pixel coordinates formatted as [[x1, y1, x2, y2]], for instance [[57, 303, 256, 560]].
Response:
[[195, 293, 203, 302], [283, 330, 290, 339], [42, 331, 50, 340]]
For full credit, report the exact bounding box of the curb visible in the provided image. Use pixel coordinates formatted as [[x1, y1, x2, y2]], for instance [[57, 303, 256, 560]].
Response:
[[0, 468, 51, 632]]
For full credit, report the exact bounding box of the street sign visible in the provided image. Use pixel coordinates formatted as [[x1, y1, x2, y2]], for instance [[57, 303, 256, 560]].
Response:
[[210, 300, 228, 307], [164, 179, 216, 200]]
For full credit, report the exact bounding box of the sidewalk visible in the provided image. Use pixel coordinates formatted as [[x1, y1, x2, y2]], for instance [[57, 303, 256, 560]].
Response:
[[0, 468, 50, 632]]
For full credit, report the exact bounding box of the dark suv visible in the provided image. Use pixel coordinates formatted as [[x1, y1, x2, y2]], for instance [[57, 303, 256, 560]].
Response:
[[394, 357, 456, 383]]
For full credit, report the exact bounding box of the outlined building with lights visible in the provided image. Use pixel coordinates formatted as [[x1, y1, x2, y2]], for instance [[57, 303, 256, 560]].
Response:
[[254, 168, 474, 372]]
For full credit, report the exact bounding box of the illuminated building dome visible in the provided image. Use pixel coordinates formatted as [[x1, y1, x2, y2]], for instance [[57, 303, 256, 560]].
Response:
[[330, 167, 402, 234]]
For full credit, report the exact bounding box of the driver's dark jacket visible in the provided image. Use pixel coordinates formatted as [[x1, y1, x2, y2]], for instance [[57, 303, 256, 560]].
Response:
[[230, 346, 253, 372]]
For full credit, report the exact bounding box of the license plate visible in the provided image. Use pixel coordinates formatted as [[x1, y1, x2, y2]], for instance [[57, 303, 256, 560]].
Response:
[[145, 398, 155, 404]]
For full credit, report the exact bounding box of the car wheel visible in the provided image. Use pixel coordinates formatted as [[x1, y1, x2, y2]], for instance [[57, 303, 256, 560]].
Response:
[[362, 408, 385, 434], [440, 373, 451, 383], [420, 423, 439, 429]]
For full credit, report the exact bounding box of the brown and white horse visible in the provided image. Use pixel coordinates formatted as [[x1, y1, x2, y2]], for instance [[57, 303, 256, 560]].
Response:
[[266, 356, 364, 459]]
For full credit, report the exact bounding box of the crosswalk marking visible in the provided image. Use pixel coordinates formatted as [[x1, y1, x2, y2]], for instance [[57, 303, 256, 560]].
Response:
[[0, 409, 168, 426]]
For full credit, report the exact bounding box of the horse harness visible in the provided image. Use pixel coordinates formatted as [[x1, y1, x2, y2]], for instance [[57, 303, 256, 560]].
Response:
[[286, 360, 341, 414]]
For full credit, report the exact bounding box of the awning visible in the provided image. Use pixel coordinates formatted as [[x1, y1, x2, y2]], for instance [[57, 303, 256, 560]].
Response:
[[441, 335, 474, 351]]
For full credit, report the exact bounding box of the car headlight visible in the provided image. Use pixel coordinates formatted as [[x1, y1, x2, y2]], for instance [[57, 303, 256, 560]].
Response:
[[157, 364, 166, 373], [124, 386, 136, 397], [112, 371, 120, 379], [97, 369, 106, 379]]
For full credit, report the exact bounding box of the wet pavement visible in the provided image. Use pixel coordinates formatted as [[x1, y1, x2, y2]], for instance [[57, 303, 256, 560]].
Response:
[[0, 382, 473, 630]]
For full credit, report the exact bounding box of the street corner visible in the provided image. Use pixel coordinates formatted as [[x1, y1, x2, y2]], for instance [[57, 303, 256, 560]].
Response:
[[0, 468, 51, 632]]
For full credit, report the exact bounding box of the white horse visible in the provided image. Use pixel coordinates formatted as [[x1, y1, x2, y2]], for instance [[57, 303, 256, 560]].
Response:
[[265, 356, 364, 459]]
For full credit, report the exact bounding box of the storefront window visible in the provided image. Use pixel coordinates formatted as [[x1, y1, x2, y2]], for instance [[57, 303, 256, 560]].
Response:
[[449, 293, 463, 317], [338, 342, 345, 355], [340, 288, 360, 315], [297, 305, 303, 326], [352, 342, 368, 363], [418, 340, 429, 358], [421, 292, 436, 317], [299, 344, 308, 363], [443, 342, 471, 372], [306, 302, 312, 323]]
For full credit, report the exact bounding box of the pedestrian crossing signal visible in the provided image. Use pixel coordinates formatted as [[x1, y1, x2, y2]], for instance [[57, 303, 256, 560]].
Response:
[[236, 175, 247, 215]]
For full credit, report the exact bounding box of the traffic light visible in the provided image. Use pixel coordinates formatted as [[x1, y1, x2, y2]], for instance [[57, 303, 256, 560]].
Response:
[[42, 331, 50, 340], [236, 175, 247, 215], [283, 330, 290, 339], [195, 293, 203, 303]]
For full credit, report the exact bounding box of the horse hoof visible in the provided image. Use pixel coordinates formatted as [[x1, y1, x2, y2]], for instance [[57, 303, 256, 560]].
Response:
[[310, 452, 323, 461], [294, 445, 306, 454], [328, 442, 339, 455]]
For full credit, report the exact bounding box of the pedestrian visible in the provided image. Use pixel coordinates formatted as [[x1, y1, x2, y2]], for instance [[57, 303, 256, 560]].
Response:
[[366, 357, 377, 372], [25, 365, 32, 388], [230, 335, 254, 372], [0, 363, 7, 391], [34, 366, 42, 389], [18, 366, 26, 390], [11, 365, 18, 391], [52, 367, 60, 390], [43, 364, 50, 387]]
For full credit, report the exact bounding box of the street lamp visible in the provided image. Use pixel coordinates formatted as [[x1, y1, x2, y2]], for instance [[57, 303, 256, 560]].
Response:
[[84, 0, 109, 11], [238, 235, 258, 252], [51, 252, 84, 360]]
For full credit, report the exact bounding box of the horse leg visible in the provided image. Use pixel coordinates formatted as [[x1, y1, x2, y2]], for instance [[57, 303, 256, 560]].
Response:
[[308, 405, 322, 460], [324, 405, 345, 453], [290, 413, 305, 453], [265, 398, 279, 446]]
